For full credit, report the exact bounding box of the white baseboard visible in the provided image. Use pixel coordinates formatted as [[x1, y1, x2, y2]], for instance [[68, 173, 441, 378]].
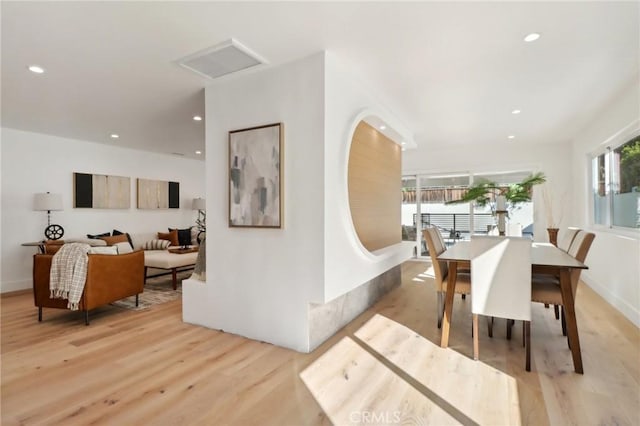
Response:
[[1, 279, 31, 294], [582, 272, 640, 328]]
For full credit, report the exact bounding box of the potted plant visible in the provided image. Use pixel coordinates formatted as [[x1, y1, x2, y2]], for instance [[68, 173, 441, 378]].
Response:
[[446, 172, 547, 235]]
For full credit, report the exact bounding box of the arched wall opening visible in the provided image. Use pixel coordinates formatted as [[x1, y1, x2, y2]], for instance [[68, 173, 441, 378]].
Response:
[[347, 119, 402, 252]]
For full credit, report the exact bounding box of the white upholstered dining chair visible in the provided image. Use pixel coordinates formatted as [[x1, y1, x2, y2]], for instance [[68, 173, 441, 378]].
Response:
[[506, 223, 523, 237], [558, 227, 581, 252], [471, 236, 532, 370]]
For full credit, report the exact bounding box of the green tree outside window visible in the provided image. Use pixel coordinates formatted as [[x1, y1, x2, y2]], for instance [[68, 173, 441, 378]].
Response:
[[618, 136, 640, 193]]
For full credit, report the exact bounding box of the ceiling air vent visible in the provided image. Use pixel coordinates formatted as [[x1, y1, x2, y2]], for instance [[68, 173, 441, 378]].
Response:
[[176, 39, 267, 80]]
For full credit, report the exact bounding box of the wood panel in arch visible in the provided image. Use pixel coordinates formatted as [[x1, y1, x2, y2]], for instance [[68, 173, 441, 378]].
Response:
[[348, 121, 401, 252]]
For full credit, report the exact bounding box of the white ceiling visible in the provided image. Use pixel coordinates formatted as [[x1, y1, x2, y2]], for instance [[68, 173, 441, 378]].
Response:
[[2, 2, 638, 160]]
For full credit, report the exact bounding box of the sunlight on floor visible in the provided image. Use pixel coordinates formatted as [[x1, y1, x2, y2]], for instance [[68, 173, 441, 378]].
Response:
[[300, 314, 521, 425], [412, 265, 435, 283], [300, 337, 458, 425]]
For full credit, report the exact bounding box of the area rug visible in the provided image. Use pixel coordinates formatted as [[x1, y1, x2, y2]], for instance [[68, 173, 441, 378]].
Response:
[[110, 270, 192, 311]]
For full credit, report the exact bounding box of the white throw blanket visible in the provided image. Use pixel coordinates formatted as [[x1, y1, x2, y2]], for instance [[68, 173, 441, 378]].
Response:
[[49, 243, 91, 311]]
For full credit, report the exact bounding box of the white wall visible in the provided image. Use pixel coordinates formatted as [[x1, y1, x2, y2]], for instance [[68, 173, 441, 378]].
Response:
[[186, 53, 326, 352], [1, 127, 205, 293], [570, 79, 640, 327], [184, 52, 414, 352], [323, 53, 415, 302]]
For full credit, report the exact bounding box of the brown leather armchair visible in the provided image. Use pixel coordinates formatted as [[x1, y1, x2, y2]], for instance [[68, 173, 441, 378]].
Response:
[[33, 250, 145, 325]]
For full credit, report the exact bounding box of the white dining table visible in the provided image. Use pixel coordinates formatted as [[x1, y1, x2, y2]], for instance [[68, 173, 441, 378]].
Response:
[[437, 240, 588, 373]]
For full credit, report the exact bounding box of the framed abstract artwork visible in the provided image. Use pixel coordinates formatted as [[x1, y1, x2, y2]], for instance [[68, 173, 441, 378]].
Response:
[[74, 172, 130, 209], [229, 123, 283, 228], [137, 178, 180, 209]]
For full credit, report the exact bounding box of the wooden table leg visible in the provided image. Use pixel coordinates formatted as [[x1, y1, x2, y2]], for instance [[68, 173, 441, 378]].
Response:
[[559, 268, 583, 374], [172, 268, 177, 290], [472, 314, 479, 360], [440, 260, 458, 348]]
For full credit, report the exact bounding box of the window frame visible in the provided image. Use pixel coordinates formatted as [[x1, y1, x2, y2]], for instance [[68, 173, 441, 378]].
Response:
[[589, 123, 640, 236]]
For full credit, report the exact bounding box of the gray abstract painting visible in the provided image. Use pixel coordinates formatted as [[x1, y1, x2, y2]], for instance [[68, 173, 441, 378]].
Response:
[[229, 123, 282, 228]]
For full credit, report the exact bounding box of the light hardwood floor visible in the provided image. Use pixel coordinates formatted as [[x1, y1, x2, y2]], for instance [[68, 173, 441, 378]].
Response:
[[2, 261, 639, 425]]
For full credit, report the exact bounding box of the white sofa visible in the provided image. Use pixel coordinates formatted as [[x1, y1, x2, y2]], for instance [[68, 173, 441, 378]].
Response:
[[142, 250, 198, 289], [65, 231, 199, 290], [130, 233, 198, 290]]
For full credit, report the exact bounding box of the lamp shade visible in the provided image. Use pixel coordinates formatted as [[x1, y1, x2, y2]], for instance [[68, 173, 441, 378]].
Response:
[[192, 197, 206, 210], [34, 193, 63, 211]]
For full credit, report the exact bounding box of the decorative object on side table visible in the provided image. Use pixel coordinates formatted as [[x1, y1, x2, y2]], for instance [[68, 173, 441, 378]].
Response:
[[541, 184, 564, 246], [191, 236, 206, 281], [229, 122, 283, 228], [446, 172, 547, 236], [34, 192, 64, 240], [192, 197, 206, 243]]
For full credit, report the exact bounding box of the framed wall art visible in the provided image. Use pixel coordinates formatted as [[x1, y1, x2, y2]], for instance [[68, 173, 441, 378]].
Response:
[[137, 178, 180, 209], [74, 172, 131, 209], [229, 122, 283, 228]]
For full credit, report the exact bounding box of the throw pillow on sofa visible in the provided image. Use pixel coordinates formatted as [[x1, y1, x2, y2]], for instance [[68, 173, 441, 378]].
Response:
[[142, 239, 171, 250], [88, 246, 119, 255], [112, 229, 134, 249], [100, 234, 129, 246], [114, 241, 133, 254], [169, 227, 192, 246], [87, 232, 110, 239], [157, 230, 179, 246]]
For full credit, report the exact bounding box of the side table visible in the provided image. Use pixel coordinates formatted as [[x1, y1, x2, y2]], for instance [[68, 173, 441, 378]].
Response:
[[21, 241, 46, 254]]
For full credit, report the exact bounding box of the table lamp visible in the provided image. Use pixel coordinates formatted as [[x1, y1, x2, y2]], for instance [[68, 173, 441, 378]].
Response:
[[34, 192, 64, 240]]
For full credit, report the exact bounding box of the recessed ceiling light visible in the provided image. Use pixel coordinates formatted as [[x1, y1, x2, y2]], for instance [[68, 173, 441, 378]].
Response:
[[401, 147, 406, 151], [193, 115, 202, 121], [512, 109, 521, 115], [379, 125, 386, 130], [524, 33, 540, 42], [508, 135, 515, 140], [195, 150, 202, 155], [401, 141, 406, 145], [28, 65, 45, 74], [110, 134, 119, 139]]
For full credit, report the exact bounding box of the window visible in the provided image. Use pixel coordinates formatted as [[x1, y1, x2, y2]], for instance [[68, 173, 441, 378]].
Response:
[[592, 134, 640, 229], [401, 171, 536, 258], [401, 176, 418, 247]]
